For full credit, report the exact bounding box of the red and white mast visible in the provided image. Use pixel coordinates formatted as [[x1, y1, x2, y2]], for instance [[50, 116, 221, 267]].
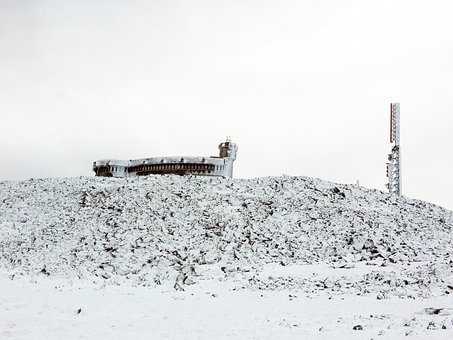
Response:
[[386, 103, 402, 195]]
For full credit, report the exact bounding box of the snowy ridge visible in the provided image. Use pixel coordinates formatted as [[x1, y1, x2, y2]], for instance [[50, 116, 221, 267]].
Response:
[[0, 175, 452, 298]]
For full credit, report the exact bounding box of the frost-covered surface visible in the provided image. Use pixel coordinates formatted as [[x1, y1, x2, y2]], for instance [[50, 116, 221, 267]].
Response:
[[2, 276, 453, 340], [1, 175, 453, 339], [1, 175, 452, 295]]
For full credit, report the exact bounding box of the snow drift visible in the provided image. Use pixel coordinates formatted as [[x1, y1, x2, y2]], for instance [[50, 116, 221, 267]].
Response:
[[0, 175, 452, 297]]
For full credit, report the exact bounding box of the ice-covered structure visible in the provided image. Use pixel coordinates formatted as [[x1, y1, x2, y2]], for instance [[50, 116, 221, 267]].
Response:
[[93, 139, 238, 178], [386, 103, 402, 196]]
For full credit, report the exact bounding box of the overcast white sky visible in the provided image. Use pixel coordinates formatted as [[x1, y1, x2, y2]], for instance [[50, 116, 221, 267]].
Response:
[[1, 0, 452, 210]]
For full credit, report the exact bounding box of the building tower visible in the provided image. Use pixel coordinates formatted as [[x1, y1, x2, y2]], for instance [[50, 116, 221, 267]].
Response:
[[218, 137, 238, 178], [386, 103, 402, 195]]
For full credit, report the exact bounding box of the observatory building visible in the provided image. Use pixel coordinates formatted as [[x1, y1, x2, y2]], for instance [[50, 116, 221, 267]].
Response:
[[93, 139, 238, 179]]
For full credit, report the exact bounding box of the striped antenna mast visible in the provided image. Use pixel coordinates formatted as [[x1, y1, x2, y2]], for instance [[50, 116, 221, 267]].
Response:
[[386, 103, 402, 195]]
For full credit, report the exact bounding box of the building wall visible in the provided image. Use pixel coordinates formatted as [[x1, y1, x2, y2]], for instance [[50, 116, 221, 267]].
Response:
[[93, 140, 238, 179]]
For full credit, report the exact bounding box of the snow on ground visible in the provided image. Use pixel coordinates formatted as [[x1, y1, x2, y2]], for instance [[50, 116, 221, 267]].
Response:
[[0, 175, 453, 339], [1, 275, 453, 340]]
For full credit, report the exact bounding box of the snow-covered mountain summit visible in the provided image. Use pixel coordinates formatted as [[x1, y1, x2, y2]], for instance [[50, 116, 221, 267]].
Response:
[[0, 175, 452, 297]]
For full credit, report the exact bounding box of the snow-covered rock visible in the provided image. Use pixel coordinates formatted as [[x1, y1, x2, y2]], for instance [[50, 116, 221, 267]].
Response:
[[0, 175, 452, 297]]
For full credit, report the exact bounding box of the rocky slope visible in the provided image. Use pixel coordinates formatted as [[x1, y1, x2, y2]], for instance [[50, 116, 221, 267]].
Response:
[[0, 175, 452, 297]]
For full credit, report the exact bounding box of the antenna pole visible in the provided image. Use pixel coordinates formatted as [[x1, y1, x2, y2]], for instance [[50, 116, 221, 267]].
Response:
[[386, 103, 402, 195]]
